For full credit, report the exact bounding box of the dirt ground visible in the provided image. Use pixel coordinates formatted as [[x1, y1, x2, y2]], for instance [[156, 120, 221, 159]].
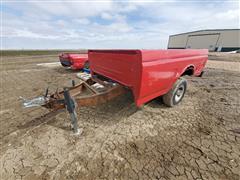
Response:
[[0, 52, 239, 180]]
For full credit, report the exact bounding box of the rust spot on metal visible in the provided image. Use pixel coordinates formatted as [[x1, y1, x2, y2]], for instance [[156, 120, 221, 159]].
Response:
[[42, 77, 127, 110]]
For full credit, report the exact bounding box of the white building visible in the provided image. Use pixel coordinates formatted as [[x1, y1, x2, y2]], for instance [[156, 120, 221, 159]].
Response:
[[168, 29, 240, 52]]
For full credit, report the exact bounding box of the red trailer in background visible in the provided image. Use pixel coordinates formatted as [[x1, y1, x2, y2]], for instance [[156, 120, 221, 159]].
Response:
[[59, 53, 89, 70]]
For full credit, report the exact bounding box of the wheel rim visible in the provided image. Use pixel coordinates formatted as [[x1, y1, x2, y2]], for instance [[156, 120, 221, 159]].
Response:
[[174, 84, 185, 102]]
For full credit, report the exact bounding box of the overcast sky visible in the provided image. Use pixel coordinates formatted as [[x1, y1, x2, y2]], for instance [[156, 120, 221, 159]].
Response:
[[1, 0, 239, 49]]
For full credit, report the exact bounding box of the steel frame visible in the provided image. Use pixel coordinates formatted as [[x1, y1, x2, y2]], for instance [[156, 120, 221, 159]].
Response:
[[37, 77, 126, 133]]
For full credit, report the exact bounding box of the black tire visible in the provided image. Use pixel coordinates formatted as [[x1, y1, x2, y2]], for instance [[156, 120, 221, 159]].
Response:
[[163, 78, 187, 107], [61, 62, 69, 67], [198, 71, 204, 77]]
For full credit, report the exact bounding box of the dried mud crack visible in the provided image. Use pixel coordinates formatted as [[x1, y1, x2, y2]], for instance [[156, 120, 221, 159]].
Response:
[[0, 53, 239, 179]]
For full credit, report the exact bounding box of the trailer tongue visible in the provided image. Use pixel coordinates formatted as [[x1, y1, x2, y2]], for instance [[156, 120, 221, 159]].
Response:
[[21, 75, 127, 133]]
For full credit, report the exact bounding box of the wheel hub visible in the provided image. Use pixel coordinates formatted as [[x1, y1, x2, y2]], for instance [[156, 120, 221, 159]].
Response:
[[175, 84, 185, 102]]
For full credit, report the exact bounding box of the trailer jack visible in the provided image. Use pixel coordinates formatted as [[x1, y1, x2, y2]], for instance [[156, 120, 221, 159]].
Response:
[[63, 87, 81, 134]]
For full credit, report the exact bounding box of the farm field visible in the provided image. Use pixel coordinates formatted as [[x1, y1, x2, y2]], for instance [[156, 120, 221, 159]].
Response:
[[0, 51, 239, 179]]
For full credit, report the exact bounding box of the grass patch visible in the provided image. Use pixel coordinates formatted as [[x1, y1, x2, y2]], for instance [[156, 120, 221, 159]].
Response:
[[1, 50, 88, 57]]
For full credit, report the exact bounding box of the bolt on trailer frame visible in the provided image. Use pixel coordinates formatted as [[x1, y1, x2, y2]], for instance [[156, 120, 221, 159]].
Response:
[[22, 75, 127, 134]]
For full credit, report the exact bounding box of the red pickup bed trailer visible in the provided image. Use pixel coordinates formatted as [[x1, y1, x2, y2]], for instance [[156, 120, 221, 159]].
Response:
[[22, 49, 208, 133], [59, 53, 88, 70], [89, 49, 208, 106]]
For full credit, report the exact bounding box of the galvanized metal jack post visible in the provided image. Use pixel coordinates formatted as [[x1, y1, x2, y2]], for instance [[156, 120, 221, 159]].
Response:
[[63, 87, 82, 135]]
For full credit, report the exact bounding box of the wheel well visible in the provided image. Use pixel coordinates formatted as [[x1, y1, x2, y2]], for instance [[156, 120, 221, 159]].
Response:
[[181, 66, 194, 76]]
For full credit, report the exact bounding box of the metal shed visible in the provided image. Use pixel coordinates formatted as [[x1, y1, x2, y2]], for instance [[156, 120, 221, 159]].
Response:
[[168, 29, 240, 52]]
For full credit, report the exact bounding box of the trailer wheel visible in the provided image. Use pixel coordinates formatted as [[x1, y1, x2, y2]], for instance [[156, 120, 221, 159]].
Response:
[[163, 78, 187, 107], [61, 63, 69, 67]]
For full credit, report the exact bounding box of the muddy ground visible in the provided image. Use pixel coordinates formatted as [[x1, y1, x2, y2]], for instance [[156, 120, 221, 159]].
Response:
[[0, 52, 239, 180]]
